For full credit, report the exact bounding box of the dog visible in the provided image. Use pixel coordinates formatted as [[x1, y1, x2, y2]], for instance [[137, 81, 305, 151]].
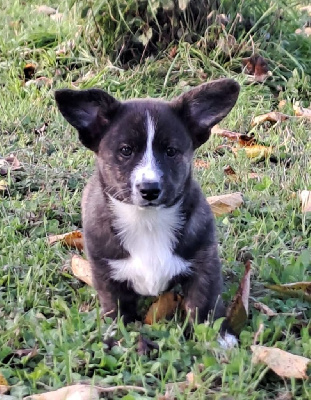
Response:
[[55, 79, 240, 329]]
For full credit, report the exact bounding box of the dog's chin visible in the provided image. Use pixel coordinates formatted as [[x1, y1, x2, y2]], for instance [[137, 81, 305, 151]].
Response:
[[135, 200, 162, 209]]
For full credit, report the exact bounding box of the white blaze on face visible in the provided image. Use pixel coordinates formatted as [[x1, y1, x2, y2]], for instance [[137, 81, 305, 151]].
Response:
[[131, 111, 161, 195]]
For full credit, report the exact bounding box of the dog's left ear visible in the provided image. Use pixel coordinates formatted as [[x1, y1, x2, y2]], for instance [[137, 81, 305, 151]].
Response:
[[171, 79, 240, 149]]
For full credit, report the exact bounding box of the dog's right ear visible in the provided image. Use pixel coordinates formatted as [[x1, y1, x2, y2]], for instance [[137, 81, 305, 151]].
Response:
[[55, 89, 120, 152]]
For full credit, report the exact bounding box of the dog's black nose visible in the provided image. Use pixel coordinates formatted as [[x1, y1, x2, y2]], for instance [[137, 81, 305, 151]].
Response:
[[138, 182, 161, 201]]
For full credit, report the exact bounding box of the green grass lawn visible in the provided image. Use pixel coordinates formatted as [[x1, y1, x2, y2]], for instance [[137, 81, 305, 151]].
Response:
[[0, 1, 310, 399]]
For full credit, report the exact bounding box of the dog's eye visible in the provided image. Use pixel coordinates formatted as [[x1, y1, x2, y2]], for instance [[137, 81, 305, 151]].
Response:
[[120, 145, 133, 157], [166, 147, 177, 157]]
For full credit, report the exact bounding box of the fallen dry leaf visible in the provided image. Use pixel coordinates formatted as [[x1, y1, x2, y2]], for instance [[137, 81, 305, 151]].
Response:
[[251, 345, 310, 379], [300, 190, 311, 213], [299, 5, 311, 14], [224, 165, 236, 176], [253, 302, 276, 317], [0, 372, 9, 394], [193, 159, 210, 169], [0, 179, 8, 192], [49, 230, 84, 251], [145, 292, 182, 325], [162, 370, 200, 399], [34, 122, 49, 136], [0, 154, 22, 175], [25, 77, 53, 88], [14, 348, 38, 359], [224, 165, 260, 182], [232, 145, 273, 159], [213, 127, 256, 147], [169, 46, 178, 58], [71, 255, 93, 286], [226, 260, 251, 335], [23, 385, 99, 400], [293, 103, 311, 119], [275, 392, 293, 400], [206, 192, 243, 217], [251, 112, 290, 126], [242, 55, 270, 82], [295, 27, 311, 37], [23, 383, 147, 400], [36, 5, 57, 15], [265, 282, 311, 302]]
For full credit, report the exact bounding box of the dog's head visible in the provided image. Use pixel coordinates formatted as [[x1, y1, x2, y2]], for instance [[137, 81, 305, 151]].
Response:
[[55, 79, 239, 208]]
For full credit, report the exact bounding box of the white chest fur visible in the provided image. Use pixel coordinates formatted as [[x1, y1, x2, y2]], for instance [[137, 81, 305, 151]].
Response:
[[108, 198, 190, 296]]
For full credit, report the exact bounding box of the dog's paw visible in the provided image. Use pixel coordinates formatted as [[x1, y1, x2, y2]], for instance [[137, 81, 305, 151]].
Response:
[[218, 332, 238, 349]]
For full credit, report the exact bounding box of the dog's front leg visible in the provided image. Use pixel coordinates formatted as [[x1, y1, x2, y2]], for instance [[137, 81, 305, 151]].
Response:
[[92, 264, 140, 323], [182, 253, 225, 324]]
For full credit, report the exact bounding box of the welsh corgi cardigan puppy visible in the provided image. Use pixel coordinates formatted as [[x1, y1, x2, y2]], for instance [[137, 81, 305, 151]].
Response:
[[55, 79, 240, 328]]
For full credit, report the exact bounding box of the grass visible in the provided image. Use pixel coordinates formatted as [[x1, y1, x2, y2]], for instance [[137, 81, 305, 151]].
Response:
[[0, 0, 310, 399]]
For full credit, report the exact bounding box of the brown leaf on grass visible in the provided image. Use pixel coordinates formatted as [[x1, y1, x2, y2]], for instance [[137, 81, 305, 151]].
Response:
[[224, 165, 236, 176], [300, 190, 311, 213], [275, 392, 293, 400], [206, 192, 243, 217], [295, 27, 311, 37], [0, 179, 8, 192], [232, 145, 273, 159], [14, 348, 38, 359], [36, 5, 57, 15], [265, 282, 311, 302], [0, 372, 9, 394], [169, 46, 178, 58], [23, 383, 147, 400], [242, 55, 271, 82], [253, 302, 276, 317], [137, 335, 159, 356], [251, 112, 290, 126], [48, 230, 84, 251], [162, 371, 200, 399], [24, 63, 36, 81], [212, 126, 256, 146], [193, 159, 210, 169], [0, 154, 22, 176], [226, 260, 251, 335], [253, 302, 302, 319], [145, 292, 182, 325], [25, 77, 53, 88], [224, 166, 260, 182], [299, 5, 311, 15], [293, 103, 311, 119], [34, 122, 49, 136], [251, 345, 310, 379], [71, 255, 93, 286]]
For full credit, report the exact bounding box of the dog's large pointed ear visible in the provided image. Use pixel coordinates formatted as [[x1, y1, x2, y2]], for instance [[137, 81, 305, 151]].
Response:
[[171, 79, 240, 149], [55, 89, 120, 151]]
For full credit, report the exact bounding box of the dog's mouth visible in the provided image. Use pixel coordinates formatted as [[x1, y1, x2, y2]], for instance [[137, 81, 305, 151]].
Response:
[[138, 200, 161, 208]]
